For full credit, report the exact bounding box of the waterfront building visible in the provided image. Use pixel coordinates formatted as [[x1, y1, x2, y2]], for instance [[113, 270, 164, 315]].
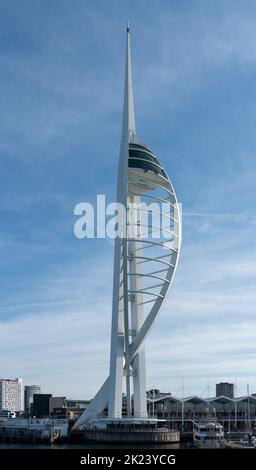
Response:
[[27, 395, 91, 420], [24, 385, 41, 413], [216, 382, 234, 399], [50, 399, 90, 421], [49, 396, 66, 415], [0, 378, 22, 412], [147, 392, 256, 433], [66, 399, 90, 409], [0, 418, 68, 442], [49, 397, 90, 412], [32, 394, 52, 418], [23, 394, 91, 420]]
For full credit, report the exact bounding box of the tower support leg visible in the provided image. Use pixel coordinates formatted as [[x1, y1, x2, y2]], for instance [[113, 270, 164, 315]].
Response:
[[128, 195, 148, 418], [108, 237, 125, 419]]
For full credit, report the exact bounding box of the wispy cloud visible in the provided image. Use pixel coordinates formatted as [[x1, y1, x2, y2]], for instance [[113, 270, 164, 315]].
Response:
[[184, 211, 256, 220]]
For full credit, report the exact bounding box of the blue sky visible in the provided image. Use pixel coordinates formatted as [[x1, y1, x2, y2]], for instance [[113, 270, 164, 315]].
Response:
[[1, 0, 256, 399]]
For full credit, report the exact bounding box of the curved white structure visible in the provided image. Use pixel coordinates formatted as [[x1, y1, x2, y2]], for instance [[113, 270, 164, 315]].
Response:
[[73, 26, 181, 430]]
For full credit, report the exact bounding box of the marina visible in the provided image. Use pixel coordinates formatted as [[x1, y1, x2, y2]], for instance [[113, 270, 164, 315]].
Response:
[[193, 413, 225, 448]]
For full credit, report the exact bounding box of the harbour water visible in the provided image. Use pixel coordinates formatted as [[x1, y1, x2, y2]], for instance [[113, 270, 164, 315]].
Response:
[[0, 442, 188, 449]]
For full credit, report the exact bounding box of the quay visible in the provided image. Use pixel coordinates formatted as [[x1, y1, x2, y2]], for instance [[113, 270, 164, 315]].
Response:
[[71, 419, 180, 444], [0, 418, 68, 444]]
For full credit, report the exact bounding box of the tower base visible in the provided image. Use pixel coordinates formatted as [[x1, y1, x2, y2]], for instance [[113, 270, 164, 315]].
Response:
[[75, 418, 180, 444]]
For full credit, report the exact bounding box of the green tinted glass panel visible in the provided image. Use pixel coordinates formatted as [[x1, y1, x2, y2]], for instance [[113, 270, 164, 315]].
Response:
[[128, 144, 167, 178]]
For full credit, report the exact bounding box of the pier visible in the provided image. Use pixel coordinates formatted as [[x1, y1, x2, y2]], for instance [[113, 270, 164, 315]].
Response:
[[0, 418, 68, 444]]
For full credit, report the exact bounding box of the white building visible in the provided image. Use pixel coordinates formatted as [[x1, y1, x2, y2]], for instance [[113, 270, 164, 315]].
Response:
[[0, 378, 22, 412], [0, 418, 68, 438]]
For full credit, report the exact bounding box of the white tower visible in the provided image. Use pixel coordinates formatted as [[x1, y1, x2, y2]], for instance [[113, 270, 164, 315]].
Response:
[[73, 25, 181, 430]]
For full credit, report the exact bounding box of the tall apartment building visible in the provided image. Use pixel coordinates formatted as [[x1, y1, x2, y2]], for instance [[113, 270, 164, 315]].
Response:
[[216, 382, 234, 399], [0, 378, 22, 412], [24, 385, 41, 412]]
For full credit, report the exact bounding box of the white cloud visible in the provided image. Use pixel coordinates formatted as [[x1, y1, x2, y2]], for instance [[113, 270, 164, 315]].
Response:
[[147, 320, 256, 397], [135, 8, 256, 102], [0, 306, 110, 398]]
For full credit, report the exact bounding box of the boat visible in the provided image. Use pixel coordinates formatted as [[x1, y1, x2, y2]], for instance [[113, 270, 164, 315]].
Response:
[[226, 434, 256, 449], [193, 411, 225, 448]]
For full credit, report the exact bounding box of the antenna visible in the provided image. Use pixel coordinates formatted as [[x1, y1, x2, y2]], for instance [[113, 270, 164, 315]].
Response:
[[247, 384, 251, 432], [121, 20, 136, 139], [181, 378, 184, 432], [207, 379, 210, 409]]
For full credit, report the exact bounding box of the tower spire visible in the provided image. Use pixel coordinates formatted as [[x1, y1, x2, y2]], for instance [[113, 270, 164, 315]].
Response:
[[123, 22, 136, 138], [72, 25, 181, 432]]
